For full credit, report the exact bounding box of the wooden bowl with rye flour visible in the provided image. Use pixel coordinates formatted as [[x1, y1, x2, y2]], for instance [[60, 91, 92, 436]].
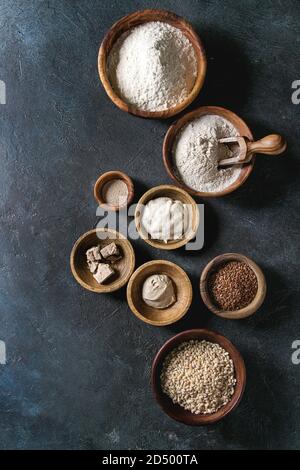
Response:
[[98, 9, 206, 118], [163, 106, 255, 197]]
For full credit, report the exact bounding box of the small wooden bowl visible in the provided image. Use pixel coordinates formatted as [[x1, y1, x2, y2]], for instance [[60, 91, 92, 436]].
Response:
[[98, 9, 206, 119], [127, 260, 193, 326], [163, 106, 254, 197], [200, 253, 266, 319], [152, 329, 246, 425], [135, 185, 199, 250], [70, 228, 135, 293], [94, 171, 134, 212]]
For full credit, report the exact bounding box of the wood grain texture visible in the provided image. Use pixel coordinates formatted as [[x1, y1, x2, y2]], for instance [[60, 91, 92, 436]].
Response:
[[135, 184, 199, 250], [94, 170, 134, 211], [219, 134, 287, 166], [163, 105, 255, 197], [127, 260, 193, 326], [247, 134, 287, 156], [70, 228, 135, 293], [98, 9, 206, 118], [151, 329, 246, 425], [200, 253, 267, 319]]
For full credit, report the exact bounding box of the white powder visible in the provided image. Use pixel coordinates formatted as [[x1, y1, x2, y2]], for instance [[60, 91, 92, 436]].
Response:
[[107, 21, 198, 112], [173, 115, 241, 193]]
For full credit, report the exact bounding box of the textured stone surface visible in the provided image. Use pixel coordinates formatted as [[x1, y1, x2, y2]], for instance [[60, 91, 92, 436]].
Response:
[[0, 0, 299, 450]]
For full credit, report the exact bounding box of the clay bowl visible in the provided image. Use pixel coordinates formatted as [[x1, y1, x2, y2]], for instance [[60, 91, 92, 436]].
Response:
[[94, 170, 134, 212], [70, 228, 135, 293], [200, 253, 266, 319], [98, 9, 206, 119], [163, 106, 254, 197], [127, 260, 193, 326], [135, 185, 199, 250], [152, 329, 246, 425]]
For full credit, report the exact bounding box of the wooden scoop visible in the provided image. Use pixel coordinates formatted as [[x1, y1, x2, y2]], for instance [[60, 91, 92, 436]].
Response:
[[218, 134, 287, 167]]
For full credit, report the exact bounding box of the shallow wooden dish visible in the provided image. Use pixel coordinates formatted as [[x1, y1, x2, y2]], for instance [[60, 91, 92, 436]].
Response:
[[152, 329, 246, 425], [94, 170, 134, 212], [127, 260, 193, 326], [70, 228, 135, 293], [163, 106, 254, 197], [200, 253, 266, 319], [135, 185, 199, 250], [98, 9, 206, 119]]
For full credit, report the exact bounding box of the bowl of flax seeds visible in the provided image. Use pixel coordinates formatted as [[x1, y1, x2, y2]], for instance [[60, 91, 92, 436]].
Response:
[[200, 253, 266, 319]]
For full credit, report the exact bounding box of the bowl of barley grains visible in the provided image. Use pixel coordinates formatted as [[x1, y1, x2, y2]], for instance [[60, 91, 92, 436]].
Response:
[[151, 329, 246, 425]]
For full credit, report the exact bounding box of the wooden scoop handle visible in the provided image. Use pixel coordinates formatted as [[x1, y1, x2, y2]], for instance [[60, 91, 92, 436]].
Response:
[[247, 134, 287, 156]]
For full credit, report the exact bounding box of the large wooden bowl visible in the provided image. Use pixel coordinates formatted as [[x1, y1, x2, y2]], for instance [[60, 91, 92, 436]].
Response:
[[127, 260, 193, 326], [200, 253, 266, 319], [98, 9, 206, 118], [163, 106, 254, 197], [152, 329, 246, 425], [70, 228, 135, 293], [135, 185, 199, 250]]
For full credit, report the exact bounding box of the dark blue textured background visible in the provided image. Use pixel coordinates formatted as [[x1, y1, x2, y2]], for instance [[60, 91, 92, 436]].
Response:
[[0, 0, 299, 449]]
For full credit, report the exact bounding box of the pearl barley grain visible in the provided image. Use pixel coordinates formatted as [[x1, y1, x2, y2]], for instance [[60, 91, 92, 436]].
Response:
[[160, 340, 236, 414]]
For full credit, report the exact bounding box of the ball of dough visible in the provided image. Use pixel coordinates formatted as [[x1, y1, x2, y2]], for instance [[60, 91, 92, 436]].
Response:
[[142, 274, 176, 309]]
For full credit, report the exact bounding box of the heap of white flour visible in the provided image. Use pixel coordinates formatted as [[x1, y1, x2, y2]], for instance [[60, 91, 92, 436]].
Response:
[[173, 115, 241, 193], [107, 22, 198, 112]]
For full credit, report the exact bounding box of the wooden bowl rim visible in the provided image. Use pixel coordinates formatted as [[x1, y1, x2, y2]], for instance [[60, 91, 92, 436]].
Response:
[[163, 105, 255, 197], [94, 170, 134, 212], [151, 328, 246, 425], [200, 253, 267, 319], [127, 259, 193, 326], [98, 9, 207, 119], [70, 228, 135, 293], [135, 184, 200, 250]]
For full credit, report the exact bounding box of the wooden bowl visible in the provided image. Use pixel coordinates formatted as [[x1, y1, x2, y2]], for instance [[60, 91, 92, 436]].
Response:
[[70, 228, 135, 293], [127, 260, 193, 326], [94, 171, 134, 212], [98, 9, 206, 119], [163, 106, 254, 197], [152, 329, 246, 425], [200, 253, 266, 319], [135, 185, 199, 250]]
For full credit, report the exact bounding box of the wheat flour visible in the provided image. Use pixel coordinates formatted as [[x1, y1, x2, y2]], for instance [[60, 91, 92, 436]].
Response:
[[107, 21, 198, 112]]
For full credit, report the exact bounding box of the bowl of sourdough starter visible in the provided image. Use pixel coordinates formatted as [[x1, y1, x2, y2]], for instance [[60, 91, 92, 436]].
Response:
[[135, 185, 199, 250], [98, 9, 206, 118], [163, 106, 255, 197]]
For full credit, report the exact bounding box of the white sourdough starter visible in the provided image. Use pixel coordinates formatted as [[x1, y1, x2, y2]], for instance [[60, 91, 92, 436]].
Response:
[[173, 115, 241, 193], [107, 22, 198, 111], [141, 197, 189, 243]]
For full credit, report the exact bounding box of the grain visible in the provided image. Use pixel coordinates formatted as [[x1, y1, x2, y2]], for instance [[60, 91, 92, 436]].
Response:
[[160, 340, 236, 414], [208, 261, 258, 311]]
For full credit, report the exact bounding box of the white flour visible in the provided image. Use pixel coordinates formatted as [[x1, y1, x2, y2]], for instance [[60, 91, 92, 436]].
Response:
[[173, 115, 241, 193], [107, 21, 198, 112]]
